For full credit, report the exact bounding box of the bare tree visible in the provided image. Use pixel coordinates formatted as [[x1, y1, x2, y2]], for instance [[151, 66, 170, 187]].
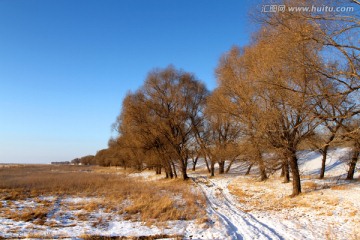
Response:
[[115, 92, 176, 176], [204, 90, 243, 174], [258, 0, 360, 97], [310, 89, 356, 178], [215, 47, 271, 181], [216, 7, 328, 194], [114, 66, 208, 180]]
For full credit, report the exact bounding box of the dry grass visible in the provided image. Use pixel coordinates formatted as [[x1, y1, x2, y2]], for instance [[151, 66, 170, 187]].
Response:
[[6, 206, 49, 224], [121, 179, 206, 222], [83, 201, 102, 212], [323, 223, 359, 240], [325, 225, 337, 240], [228, 177, 360, 239], [91, 216, 109, 228], [26, 232, 56, 239], [0, 164, 205, 226], [79, 234, 183, 240], [349, 210, 357, 217], [228, 185, 254, 204], [302, 181, 318, 191], [75, 212, 90, 221], [330, 184, 349, 190], [351, 228, 360, 240], [124, 195, 182, 221], [0, 165, 119, 199], [0, 165, 150, 200], [228, 178, 344, 212]]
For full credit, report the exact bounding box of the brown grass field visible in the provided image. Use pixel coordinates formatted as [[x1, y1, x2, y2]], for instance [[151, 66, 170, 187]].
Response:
[[0, 164, 205, 238]]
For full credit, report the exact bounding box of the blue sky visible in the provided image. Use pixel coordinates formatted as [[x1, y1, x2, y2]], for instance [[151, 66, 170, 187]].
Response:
[[0, 0, 259, 163]]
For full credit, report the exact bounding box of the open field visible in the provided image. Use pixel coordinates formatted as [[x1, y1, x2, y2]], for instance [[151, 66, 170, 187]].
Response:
[[0, 165, 205, 238], [0, 148, 359, 239]]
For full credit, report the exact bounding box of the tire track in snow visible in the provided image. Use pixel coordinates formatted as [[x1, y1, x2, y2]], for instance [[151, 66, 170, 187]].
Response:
[[193, 176, 285, 240], [47, 196, 62, 219]]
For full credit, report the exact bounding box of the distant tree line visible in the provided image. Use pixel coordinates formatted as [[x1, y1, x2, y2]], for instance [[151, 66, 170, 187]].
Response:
[[78, 0, 359, 196], [70, 155, 95, 165], [51, 161, 70, 165]]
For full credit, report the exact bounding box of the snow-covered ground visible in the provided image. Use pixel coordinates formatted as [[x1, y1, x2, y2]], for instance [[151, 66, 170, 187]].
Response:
[[0, 147, 359, 239], [188, 147, 360, 239], [0, 195, 191, 238]]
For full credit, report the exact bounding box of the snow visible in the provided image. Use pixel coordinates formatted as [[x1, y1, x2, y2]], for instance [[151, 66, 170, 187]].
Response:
[[0, 147, 359, 239], [63, 197, 98, 204], [191, 176, 283, 240], [128, 170, 164, 180], [298, 147, 358, 178], [0, 201, 189, 238]]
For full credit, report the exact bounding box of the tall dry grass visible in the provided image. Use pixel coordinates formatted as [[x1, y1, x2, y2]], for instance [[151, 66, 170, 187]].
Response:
[[0, 165, 205, 223]]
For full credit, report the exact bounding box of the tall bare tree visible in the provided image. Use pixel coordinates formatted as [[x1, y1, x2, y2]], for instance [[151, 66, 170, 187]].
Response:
[[215, 47, 270, 181], [203, 90, 243, 175], [216, 9, 326, 194], [114, 66, 208, 180]]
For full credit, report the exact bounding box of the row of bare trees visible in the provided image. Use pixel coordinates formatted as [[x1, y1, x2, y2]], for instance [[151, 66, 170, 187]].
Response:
[[96, 0, 359, 196]]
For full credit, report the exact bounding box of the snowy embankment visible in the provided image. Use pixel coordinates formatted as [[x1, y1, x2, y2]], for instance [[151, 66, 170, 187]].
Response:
[[0, 147, 359, 239], [298, 147, 358, 178], [189, 147, 359, 240]]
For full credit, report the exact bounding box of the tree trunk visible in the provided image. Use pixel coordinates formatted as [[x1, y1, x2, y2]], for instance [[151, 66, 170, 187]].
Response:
[[155, 166, 162, 175], [346, 148, 359, 180], [192, 157, 198, 171], [245, 163, 253, 175], [204, 156, 211, 173], [319, 128, 338, 179], [167, 162, 174, 179], [210, 161, 215, 177], [218, 161, 225, 174], [171, 161, 178, 178], [169, 170, 174, 179], [283, 160, 290, 183], [289, 153, 301, 196], [319, 148, 328, 179], [179, 159, 189, 180], [258, 157, 267, 181], [284, 164, 290, 183], [225, 159, 235, 173], [280, 163, 284, 177]]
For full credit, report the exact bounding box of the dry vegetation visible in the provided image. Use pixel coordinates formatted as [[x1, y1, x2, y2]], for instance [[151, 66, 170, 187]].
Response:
[[228, 176, 360, 218], [0, 165, 205, 229], [9, 207, 49, 224], [79, 234, 183, 240], [226, 175, 360, 239]]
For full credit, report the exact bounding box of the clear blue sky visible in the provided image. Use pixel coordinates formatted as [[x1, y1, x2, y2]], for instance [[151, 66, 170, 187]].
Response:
[[0, 0, 259, 164]]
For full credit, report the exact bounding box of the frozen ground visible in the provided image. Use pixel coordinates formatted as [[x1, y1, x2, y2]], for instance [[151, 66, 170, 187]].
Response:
[[0, 147, 359, 239]]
